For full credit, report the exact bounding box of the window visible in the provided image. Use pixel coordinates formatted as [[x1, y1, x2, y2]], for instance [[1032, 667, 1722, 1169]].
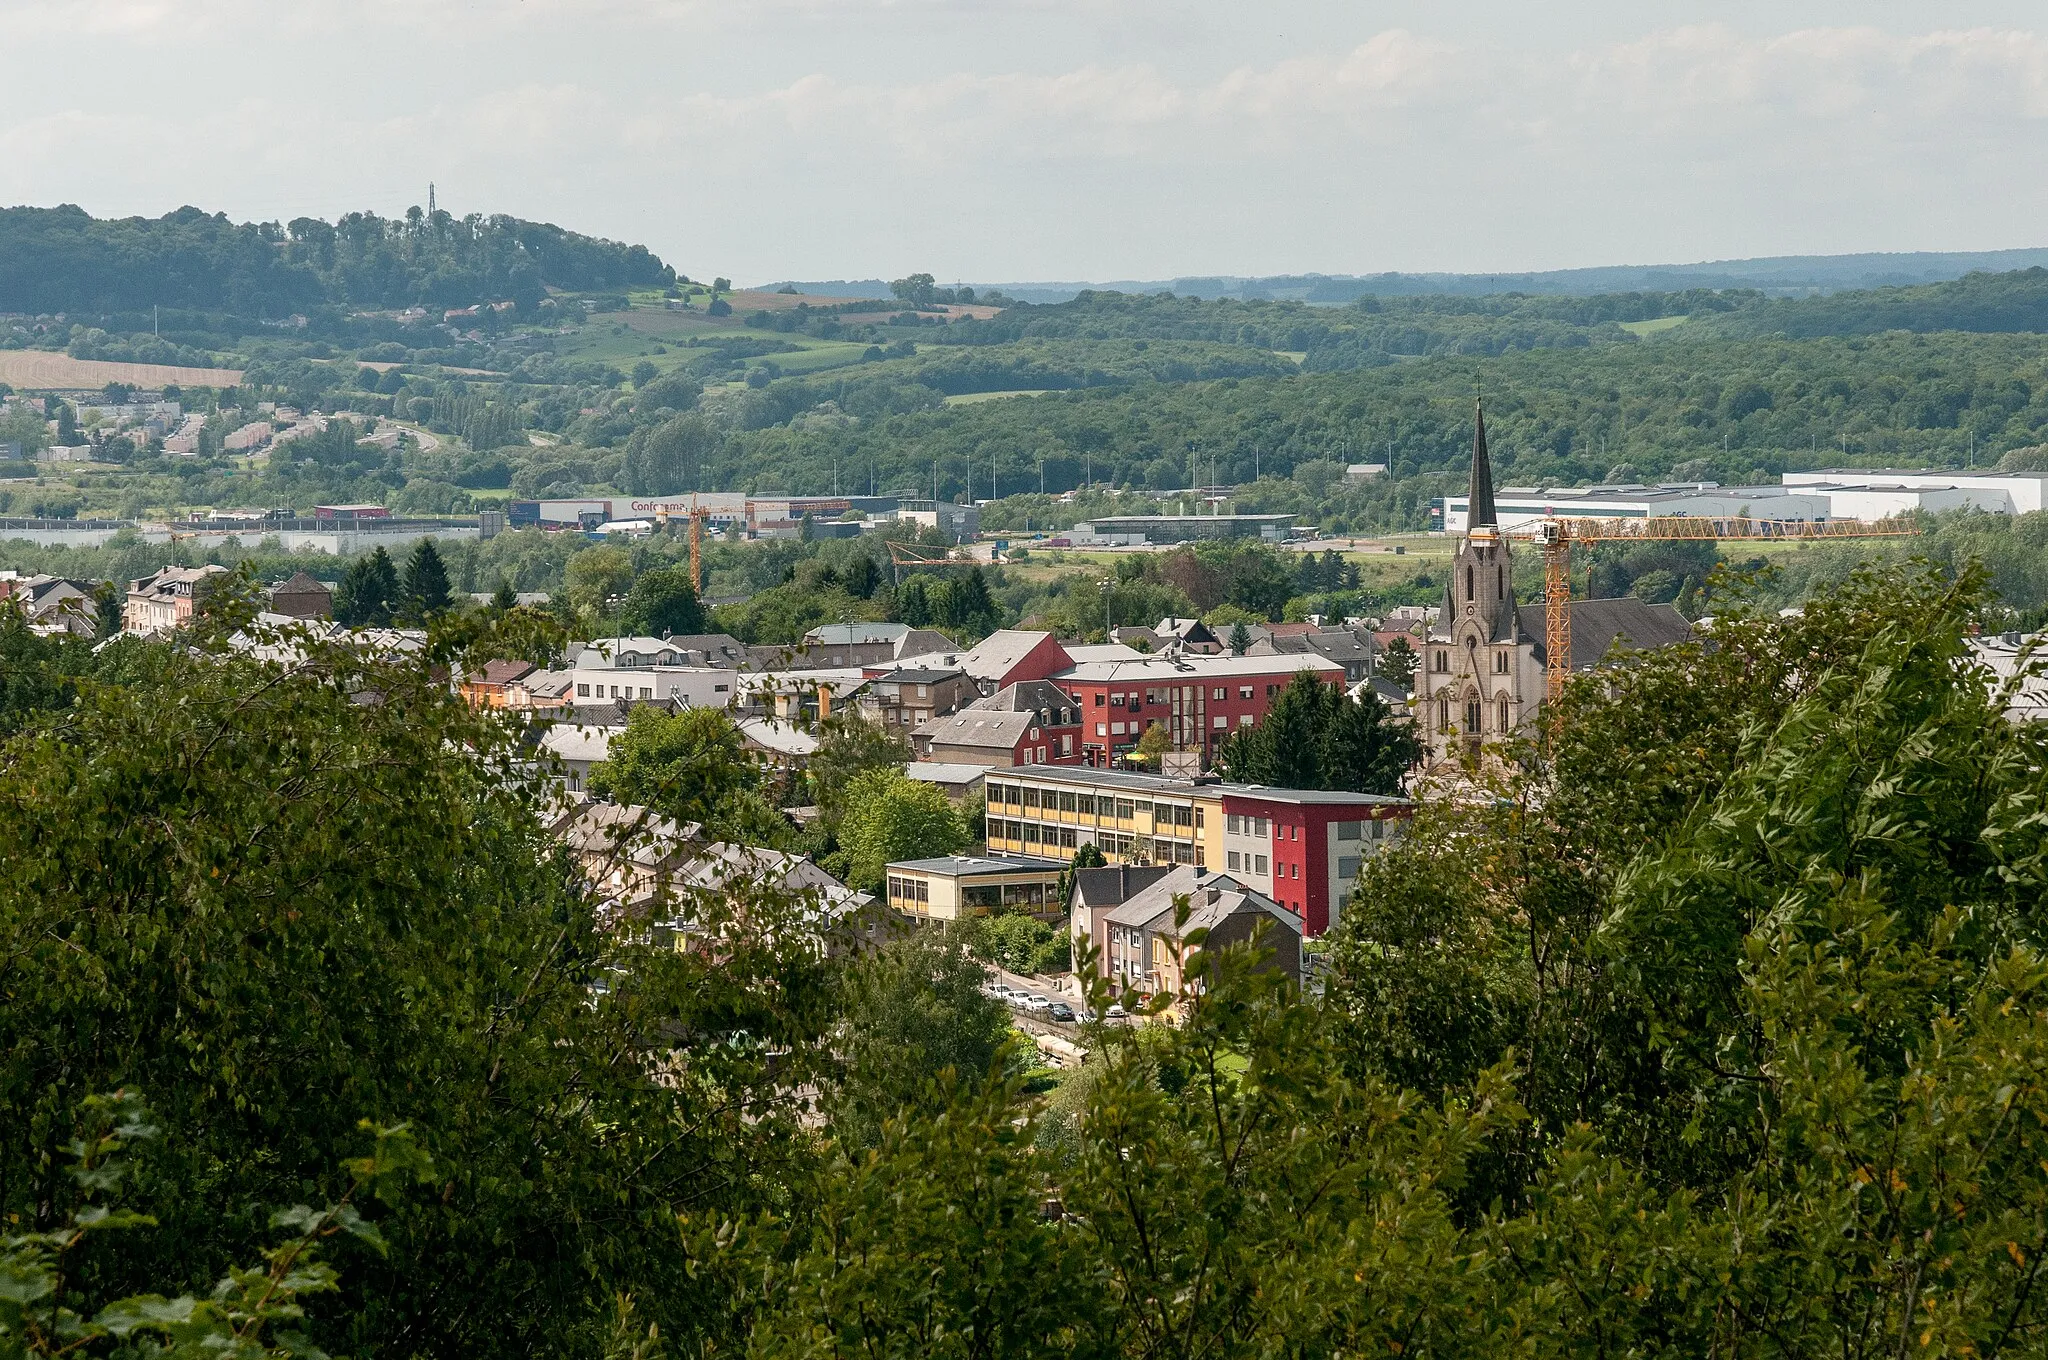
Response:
[[917, 684, 929, 698], [1494, 650, 1509, 673], [1115, 799, 1134, 819], [1059, 792, 1077, 812], [1239, 685, 1254, 699], [1145, 689, 1158, 704], [1023, 788, 1041, 809], [1193, 807, 1204, 828], [1338, 855, 1362, 881], [1094, 692, 1106, 706], [1227, 850, 1241, 870], [1254, 854, 1268, 875], [1498, 695, 1511, 732], [1060, 827, 1076, 849], [1432, 650, 1450, 673], [640, 688, 653, 700], [1078, 794, 1094, 816], [1497, 564, 1506, 598], [1466, 565, 1475, 601], [1239, 714, 1253, 727], [1213, 715, 1227, 729], [577, 683, 590, 697], [1437, 695, 1451, 729], [1212, 687, 1226, 700], [1111, 721, 1126, 735], [1465, 699, 1482, 732], [1095, 722, 1107, 736], [1030, 727, 1041, 740], [1038, 746, 1048, 763], [1336, 821, 1362, 841], [1110, 693, 1125, 707]]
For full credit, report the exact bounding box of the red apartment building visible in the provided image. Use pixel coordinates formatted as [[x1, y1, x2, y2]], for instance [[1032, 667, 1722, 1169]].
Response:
[[1054, 652, 1349, 766]]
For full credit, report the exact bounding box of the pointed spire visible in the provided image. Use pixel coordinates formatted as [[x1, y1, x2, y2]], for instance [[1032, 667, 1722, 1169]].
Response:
[[1468, 397, 1498, 530]]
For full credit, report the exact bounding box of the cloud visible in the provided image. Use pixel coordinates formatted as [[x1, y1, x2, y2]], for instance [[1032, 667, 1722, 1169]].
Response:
[[1, 19, 2045, 277]]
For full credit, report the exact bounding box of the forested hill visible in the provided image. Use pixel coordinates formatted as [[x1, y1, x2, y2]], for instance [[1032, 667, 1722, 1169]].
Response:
[[0, 204, 677, 316], [926, 268, 2048, 369]]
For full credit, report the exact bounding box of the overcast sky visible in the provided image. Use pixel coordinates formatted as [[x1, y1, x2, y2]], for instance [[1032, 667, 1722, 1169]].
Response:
[[1, 1, 2043, 284]]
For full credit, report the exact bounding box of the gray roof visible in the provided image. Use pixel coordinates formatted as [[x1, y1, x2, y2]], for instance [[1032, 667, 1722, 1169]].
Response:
[[967, 678, 1082, 726], [986, 763, 1408, 807], [1103, 865, 1294, 935], [805, 621, 910, 645], [905, 762, 989, 789], [888, 853, 1067, 876], [1069, 863, 1173, 911], [917, 707, 1041, 750], [1515, 598, 1693, 670]]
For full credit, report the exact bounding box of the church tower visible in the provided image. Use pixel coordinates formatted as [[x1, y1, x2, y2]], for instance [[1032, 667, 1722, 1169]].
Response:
[[1421, 400, 1527, 759]]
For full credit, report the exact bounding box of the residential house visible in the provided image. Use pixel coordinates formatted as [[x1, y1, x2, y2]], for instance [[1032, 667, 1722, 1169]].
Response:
[[955, 629, 1073, 691], [462, 659, 537, 708], [540, 722, 617, 794], [1101, 865, 1301, 999], [904, 762, 987, 802], [267, 571, 334, 620], [853, 665, 978, 732], [1067, 862, 1173, 971], [1247, 625, 1382, 683], [913, 679, 1086, 767], [123, 564, 229, 635], [737, 716, 820, 773], [0, 573, 97, 638], [1153, 617, 1223, 653], [781, 621, 954, 668]]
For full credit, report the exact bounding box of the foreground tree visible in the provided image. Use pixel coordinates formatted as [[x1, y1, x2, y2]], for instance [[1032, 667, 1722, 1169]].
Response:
[[1216, 670, 1419, 793], [0, 621, 836, 1357]]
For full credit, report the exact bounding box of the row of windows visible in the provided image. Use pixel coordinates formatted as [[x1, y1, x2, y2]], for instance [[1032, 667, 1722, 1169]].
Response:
[[1429, 650, 1515, 674], [1094, 683, 1280, 707], [1435, 694, 1516, 733], [885, 875, 931, 904], [1225, 850, 1270, 875], [986, 785, 1203, 828]]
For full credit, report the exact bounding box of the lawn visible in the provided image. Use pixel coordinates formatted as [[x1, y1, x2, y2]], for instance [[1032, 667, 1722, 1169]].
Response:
[[1619, 315, 1690, 337]]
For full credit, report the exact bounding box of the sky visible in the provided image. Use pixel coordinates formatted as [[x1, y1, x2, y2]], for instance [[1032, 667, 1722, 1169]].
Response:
[[1, 1, 2044, 284]]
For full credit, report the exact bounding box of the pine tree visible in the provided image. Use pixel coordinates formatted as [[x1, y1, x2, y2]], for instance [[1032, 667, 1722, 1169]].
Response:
[[490, 578, 517, 612], [400, 540, 452, 622], [335, 547, 399, 627]]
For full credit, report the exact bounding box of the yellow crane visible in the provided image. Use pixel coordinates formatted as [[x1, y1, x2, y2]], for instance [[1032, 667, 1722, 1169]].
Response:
[[1524, 514, 1918, 711]]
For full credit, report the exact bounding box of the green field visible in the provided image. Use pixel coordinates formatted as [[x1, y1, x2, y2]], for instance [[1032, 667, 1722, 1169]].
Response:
[[1619, 314, 1690, 336]]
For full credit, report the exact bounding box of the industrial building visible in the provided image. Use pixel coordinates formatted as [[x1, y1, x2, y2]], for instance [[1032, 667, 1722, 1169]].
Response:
[[1069, 512, 1295, 546]]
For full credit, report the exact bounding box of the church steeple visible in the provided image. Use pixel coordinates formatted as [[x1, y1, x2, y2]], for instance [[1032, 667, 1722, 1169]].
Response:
[[1468, 397, 1497, 530]]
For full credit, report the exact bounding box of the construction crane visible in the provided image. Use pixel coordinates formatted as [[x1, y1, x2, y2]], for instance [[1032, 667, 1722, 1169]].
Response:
[[655, 499, 721, 594], [1523, 514, 1918, 711]]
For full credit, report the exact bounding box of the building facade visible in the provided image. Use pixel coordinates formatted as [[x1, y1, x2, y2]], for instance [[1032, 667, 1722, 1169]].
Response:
[[1417, 402, 1692, 763], [982, 765, 1408, 936]]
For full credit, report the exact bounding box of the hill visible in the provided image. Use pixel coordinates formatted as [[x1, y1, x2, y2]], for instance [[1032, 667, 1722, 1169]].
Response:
[[0, 204, 678, 317]]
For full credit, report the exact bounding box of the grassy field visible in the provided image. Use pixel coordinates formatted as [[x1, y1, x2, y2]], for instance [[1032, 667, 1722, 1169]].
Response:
[[945, 389, 1050, 405], [0, 352, 245, 390], [1619, 315, 1690, 337]]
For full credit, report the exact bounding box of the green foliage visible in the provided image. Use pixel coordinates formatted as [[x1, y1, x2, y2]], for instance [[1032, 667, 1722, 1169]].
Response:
[[0, 1091, 434, 1359], [969, 912, 1071, 976], [834, 770, 970, 892], [397, 538, 451, 622], [588, 705, 758, 828], [617, 566, 704, 637], [0, 204, 674, 314], [826, 926, 1014, 1149], [806, 713, 910, 830], [1216, 671, 1419, 793], [332, 545, 398, 627], [0, 629, 839, 1355]]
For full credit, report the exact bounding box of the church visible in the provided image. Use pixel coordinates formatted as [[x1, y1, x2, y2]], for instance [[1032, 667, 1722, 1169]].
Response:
[[1416, 402, 1693, 763]]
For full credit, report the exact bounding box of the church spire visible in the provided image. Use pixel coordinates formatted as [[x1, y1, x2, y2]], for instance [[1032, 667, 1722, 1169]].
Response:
[[1468, 397, 1498, 530]]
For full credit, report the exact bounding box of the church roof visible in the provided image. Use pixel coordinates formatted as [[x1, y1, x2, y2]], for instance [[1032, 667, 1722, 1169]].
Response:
[[1468, 398, 1498, 529], [1515, 598, 1692, 671]]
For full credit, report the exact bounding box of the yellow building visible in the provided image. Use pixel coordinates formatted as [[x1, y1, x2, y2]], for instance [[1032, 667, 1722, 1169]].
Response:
[[883, 853, 1069, 923]]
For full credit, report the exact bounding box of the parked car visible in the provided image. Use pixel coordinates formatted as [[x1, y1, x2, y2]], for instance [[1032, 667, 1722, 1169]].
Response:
[[1022, 994, 1054, 1013], [1047, 1002, 1077, 1023], [1103, 1003, 1126, 1019]]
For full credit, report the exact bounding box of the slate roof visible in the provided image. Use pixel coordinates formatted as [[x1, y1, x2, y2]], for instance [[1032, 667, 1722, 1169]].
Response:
[[1514, 598, 1693, 671]]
